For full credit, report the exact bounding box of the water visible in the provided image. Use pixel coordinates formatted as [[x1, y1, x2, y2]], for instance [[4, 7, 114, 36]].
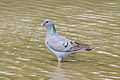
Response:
[[0, 0, 120, 80]]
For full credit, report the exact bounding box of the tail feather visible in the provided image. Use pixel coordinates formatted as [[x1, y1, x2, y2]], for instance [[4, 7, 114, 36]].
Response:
[[67, 41, 94, 52], [86, 47, 93, 51]]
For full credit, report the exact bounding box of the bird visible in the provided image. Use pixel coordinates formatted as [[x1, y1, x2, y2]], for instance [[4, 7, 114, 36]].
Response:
[[41, 19, 93, 63]]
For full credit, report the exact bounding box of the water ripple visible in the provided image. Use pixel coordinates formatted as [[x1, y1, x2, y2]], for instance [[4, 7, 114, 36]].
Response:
[[0, 71, 16, 75], [97, 51, 119, 57], [0, 0, 120, 80]]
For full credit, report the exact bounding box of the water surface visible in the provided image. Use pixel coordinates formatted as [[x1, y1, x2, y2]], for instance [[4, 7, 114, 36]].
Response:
[[0, 0, 120, 80]]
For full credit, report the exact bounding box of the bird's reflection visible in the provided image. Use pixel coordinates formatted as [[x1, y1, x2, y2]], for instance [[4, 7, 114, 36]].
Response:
[[51, 62, 69, 80]]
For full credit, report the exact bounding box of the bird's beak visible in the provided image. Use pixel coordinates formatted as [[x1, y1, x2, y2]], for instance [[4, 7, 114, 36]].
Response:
[[41, 22, 46, 26]]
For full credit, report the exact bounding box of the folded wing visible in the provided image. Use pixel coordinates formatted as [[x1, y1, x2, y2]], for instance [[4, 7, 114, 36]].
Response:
[[47, 37, 93, 52]]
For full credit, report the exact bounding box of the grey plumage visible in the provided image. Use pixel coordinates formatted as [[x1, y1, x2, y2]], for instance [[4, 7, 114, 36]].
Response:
[[41, 19, 93, 62]]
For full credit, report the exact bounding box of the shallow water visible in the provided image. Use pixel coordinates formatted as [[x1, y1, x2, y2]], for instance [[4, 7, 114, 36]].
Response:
[[0, 0, 120, 80]]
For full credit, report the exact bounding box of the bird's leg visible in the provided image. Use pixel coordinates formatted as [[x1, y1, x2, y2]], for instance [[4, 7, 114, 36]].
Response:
[[57, 57, 64, 63], [57, 60, 61, 68], [57, 61, 61, 68], [57, 57, 63, 68]]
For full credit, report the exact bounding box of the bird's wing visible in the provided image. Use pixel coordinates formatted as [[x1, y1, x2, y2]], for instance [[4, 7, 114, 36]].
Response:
[[47, 36, 92, 52]]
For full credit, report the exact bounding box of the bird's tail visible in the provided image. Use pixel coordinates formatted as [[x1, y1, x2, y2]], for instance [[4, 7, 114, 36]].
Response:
[[85, 46, 93, 51]]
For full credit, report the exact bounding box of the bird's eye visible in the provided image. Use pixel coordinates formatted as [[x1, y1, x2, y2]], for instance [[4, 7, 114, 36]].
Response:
[[46, 21, 48, 23]]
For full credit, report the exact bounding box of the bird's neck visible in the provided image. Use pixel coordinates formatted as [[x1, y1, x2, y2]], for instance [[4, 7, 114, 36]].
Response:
[[48, 25, 56, 34], [46, 25, 57, 37]]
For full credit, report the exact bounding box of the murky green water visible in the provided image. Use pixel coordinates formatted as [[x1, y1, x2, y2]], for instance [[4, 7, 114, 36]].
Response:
[[0, 0, 120, 80]]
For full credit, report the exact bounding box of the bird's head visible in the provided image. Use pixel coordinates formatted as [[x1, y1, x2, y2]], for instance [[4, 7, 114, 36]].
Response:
[[41, 19, 54, 27], [41, 19, 56, 33]]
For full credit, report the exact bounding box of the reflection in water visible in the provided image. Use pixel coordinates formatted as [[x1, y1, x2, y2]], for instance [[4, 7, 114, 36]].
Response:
[[51, 62, 88, 80], [51, 63, 69, 80]]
